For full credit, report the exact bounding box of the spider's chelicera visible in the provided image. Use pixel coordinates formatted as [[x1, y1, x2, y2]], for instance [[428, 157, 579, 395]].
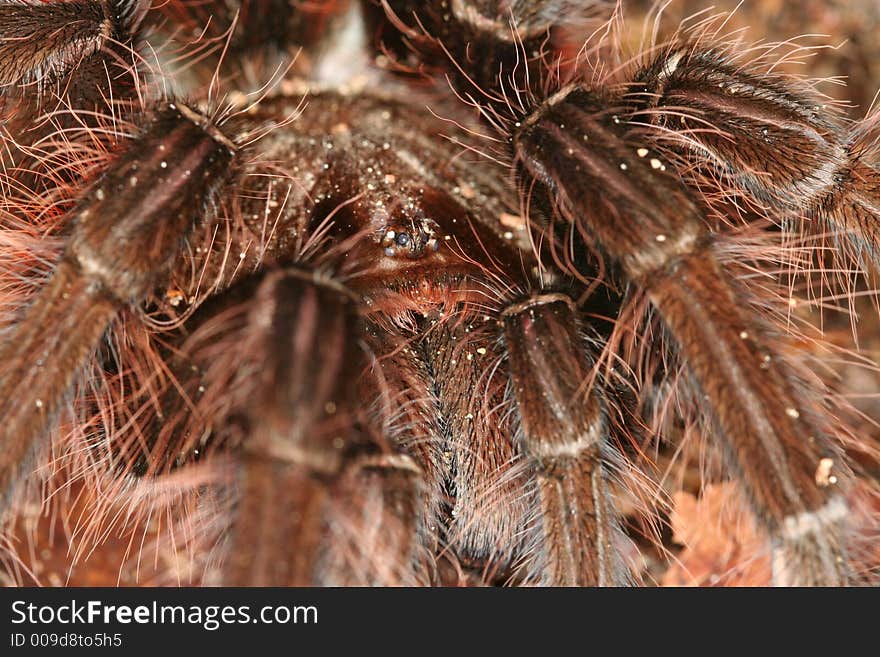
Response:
[[0, 0, 877, 586]]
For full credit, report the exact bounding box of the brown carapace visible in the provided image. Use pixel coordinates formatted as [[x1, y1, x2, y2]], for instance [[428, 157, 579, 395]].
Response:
[[0, 0, 877, 586]]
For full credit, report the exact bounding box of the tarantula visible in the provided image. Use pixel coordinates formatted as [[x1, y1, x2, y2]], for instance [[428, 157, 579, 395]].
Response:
[[0, 0, 877, 587]]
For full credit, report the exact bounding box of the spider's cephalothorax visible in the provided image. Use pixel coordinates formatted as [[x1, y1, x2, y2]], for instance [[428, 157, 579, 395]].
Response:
[[0, 0, 877, 586]]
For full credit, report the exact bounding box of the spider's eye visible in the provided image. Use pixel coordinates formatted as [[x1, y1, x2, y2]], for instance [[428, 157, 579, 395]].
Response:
[[380, 217, 441, 259]]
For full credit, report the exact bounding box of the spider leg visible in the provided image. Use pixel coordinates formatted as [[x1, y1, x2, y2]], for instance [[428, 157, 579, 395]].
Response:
[[0, 0, 151, 197], [0, 101, 236, 510], [0, 0, 149, 112], [501, 293, 628, 585], [512, 88, 850, 585], [359, 329, 448, 576], [215, 269, 424, 585], [425, 313, 534, 576], [150, 0, 352, 65], [322, 451, 426, 585], [379, 0, 571, 94], [629, 45, 880, 267]]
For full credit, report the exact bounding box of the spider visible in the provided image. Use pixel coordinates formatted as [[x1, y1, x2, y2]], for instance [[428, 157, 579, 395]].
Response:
[[0, 0, 877, 586]]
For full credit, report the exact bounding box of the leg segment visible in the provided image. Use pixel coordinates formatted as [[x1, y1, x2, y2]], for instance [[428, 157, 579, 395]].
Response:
[[0, 0, 149, 112], [0, 0, 151, 200], [360, 329, 448, 567], [381, 0, 558, 101], [649, 254, 849, 585], [502, 293, 627, 586], [420, 313, 532, 573], [0, 101, 236, 508], [630, 45, 880, 264], [219, 270, 424, 585], [321, 453, 426, 586]]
